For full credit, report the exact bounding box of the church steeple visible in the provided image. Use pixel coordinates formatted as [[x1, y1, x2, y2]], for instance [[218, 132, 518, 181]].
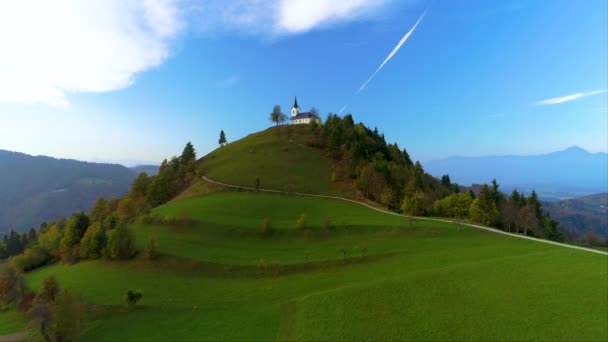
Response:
[[291, 96, 300, 117]]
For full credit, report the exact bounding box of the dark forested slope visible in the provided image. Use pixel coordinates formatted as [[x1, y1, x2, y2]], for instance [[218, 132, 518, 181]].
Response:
[[0, 150, 139, 232]]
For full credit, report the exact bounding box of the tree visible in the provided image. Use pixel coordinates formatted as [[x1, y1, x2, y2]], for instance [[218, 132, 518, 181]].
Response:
[[79, 223, 107, 259], [59, 212, 90, 262], [269, 105, 283, 126], [30, 302, 53, 342], [469, 198, 497, 226], [89, 197, 109, 223], [52, 290, 85, 342], [441, 174, 451, 187], [401, 192, 427, 216], [580, 232, 606, 247], [117, 197, 137, 222], [180, 142, 196, 165], [516, 204, 540, 236], [218, 130, 227, 147], [103, 224, 136, 260], [130, 173, 151, 198], [279, 112, 288, 126], [125, 289, 142, 308], [39, 276, 60, 303], [38, 224, 62, 258], [0, 265, 25, 304]]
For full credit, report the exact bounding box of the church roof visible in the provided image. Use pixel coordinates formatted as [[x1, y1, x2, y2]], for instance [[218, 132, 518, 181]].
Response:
[[293, 97, 299, 109], [291, 112, 320, 120]]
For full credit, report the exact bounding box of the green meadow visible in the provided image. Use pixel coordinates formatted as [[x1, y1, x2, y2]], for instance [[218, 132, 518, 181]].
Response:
[[14, 190, 608, 341]]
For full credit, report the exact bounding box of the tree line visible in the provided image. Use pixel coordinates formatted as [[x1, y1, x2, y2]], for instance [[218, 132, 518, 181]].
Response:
[[306, 113, 568, 243]]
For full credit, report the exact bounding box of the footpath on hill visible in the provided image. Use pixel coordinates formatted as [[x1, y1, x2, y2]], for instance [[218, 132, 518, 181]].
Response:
[[201, 176, 608, 256]]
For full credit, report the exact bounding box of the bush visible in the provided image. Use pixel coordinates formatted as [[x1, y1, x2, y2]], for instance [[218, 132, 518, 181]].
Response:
[[125, 290, 142, 308], [260, 219, 274, 237], [296, 214, 307, 229], [146, 236, 159, 260]]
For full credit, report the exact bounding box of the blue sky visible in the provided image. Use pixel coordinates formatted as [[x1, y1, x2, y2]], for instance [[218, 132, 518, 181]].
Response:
[[0, 0, 606, 165]]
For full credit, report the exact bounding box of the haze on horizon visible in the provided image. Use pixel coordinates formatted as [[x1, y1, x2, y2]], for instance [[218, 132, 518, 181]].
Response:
[[1, 0, 606, 163]]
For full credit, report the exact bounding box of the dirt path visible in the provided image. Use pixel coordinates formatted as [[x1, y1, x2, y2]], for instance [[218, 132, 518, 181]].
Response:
[[201, 176, 608, 256], [0, 332, 25, 342]]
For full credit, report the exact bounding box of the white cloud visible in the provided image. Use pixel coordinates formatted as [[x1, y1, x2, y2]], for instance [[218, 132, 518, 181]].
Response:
[[276, 0, 387, 34], [536, 89, 608, 105], [191, 0, 391, 36], [0, 0, 183, 107], [0, 0, 398, 108]]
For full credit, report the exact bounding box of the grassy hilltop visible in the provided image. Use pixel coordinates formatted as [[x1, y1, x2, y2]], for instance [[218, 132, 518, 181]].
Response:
[[197, 125, 355, 197], [1, 125, 607, 341]]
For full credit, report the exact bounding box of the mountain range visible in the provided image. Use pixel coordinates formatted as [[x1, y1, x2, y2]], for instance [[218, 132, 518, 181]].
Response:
[[425, 146, 608, 201], [0, 149, 158, 233]]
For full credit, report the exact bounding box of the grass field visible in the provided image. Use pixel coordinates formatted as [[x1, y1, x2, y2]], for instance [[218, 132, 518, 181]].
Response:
[[11, 191, 607, 341], [0, 310, 27, 335], [198, 126, 355, 197]]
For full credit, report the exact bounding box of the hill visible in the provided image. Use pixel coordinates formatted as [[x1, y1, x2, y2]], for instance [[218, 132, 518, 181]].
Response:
[[544, 193, 608, 238], [198, 125, 353, 197], [1, 125, 606, 341], [0, 150, 143, 232], [14, 190, 607, 341], [425, 146, 608, 200]]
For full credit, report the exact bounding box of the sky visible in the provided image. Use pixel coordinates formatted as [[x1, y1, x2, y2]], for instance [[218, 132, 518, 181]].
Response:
[[0, 0, 606, 165]]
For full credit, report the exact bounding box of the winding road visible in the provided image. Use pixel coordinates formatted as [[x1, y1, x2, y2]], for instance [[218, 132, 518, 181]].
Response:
[[202, 176, 608, 256]]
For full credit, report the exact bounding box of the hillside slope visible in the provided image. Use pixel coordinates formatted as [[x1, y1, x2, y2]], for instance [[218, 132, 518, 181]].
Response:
[[545, 193, 608, 237], [198, 125, 355, 197], [19, 190, 608, 341], [0, 150, 138, 232]]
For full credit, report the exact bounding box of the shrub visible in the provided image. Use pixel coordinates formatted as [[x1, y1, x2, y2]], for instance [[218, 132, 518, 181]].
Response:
[[146, 236, 159, 260], [296, 214, 307, 229], [125, 290, 142, 308], [260, 219, 274, 237]]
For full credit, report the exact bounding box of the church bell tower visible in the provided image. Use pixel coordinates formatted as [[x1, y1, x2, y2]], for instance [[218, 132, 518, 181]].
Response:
[[291, 97, 300, 117]]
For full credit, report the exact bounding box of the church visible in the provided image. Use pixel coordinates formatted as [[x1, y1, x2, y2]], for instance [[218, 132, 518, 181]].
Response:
[[290, 97, 322, 125]]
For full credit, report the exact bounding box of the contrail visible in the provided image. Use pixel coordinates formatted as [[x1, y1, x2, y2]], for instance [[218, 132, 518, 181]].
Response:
[[338, 104, 348, 114], [357, 10, 427, 93]]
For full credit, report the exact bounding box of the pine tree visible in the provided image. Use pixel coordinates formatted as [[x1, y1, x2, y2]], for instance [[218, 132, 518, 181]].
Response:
[[180, 142, 196, 165], [218, 130, 227, 146]]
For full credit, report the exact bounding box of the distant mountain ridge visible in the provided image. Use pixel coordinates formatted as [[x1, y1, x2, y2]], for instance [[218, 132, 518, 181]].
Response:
[[425, 146, 608, 200], [0, 149, 152, 233]]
